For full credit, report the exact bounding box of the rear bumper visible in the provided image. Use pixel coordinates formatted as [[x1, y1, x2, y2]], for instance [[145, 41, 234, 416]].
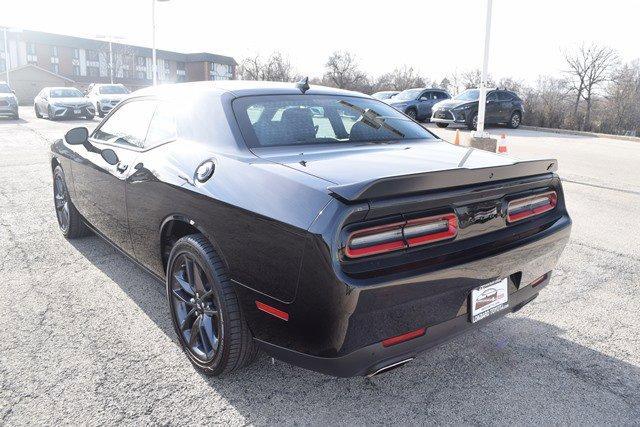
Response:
[[245, 213, 571, 377], [257, 277, 546, 377], [0, 105, 18, 116]]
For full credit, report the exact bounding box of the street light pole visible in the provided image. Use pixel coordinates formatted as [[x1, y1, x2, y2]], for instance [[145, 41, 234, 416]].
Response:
[[151, 0, 157, 85], [2, 27, 10, 86], [475, 0, 493, 137], [151, 0, 170, 86]]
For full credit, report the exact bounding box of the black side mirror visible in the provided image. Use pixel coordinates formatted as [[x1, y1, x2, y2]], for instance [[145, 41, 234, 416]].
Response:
[[101, 149, 119, 165], [64, 127, 89, 145]]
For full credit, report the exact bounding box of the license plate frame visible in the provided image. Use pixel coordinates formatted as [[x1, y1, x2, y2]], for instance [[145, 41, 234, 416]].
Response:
[[470, 278, 509, 323]]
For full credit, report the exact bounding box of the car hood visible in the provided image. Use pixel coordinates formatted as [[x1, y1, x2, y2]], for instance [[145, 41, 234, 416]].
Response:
[[434, 99, 477, 110], [50, 97, 90, 104], [253, 140, 519, 186], [387, 99, 412, 106]]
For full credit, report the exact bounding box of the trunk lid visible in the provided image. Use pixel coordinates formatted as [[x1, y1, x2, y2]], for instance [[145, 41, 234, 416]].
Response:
[[253, 140, 557, 201]]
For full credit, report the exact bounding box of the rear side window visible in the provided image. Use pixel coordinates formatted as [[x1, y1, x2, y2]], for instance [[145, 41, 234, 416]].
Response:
[[436, 91, 450, 99], [145, 102, 177, 148], [92, 100, 156, 148], [498, 92, 514, 101], [233, 95, 436, 148]]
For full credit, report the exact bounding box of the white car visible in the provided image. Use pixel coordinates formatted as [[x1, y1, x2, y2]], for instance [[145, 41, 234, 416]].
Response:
[[85, 84, 130, 117]]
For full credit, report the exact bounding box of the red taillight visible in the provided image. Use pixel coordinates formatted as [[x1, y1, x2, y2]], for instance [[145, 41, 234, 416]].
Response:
[[345, 213, 458, 259], [530, 273, 548, 288], [382, 327, 426, 347], [507, 191, 557, 223]]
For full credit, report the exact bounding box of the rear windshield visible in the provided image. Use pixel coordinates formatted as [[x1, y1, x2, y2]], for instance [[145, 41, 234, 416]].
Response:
[[233, 95, 436, 148], [99, 85, 129, 94]]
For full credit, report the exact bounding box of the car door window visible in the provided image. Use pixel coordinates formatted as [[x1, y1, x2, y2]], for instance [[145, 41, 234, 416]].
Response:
[[92, 100, 156, 149], [420, 91, 432, 100], [436, 92, 449, 99], [145, 101, 178, 148], [487, 92, 498, 101]]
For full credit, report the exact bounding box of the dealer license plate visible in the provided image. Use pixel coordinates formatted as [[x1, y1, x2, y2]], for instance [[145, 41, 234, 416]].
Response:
[[470, 278, 508, 323], [74, 109, 81, 114]]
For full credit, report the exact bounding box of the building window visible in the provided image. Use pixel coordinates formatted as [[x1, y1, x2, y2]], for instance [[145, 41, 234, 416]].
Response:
[[137, 70, 145, 79], [87, 49, 98, 61], [52, 46, 58, 57], [73, 48, 79, 59], [27, 43, 36, 55], [73, 65, 80, 76], [88, 66, 100, 77], [52, 63, 59, 74], [137, 56, 145, 66]]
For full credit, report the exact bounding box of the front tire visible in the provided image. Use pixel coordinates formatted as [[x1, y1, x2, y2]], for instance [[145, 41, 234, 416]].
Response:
[[467, 113, 478, 130], [167, 234, 257, 376], [508, 111, 522, 129], [85, 113, 95, 120], [436, 123, 449, 128], [97, 102, 105, 118], [53, 165, 90, 239], [35, 106, 42, 118]]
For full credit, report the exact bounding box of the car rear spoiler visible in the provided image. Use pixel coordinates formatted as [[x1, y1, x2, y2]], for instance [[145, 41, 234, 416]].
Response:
[[327, 159, 558, 202]]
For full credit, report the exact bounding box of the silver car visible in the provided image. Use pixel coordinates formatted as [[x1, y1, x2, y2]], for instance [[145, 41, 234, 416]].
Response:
[[85, 83, 130, 117], [34, 87, 95, 120], [0, 82, 19, 119]]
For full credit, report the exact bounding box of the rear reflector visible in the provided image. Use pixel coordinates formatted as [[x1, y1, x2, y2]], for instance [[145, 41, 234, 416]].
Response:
[[345, 213, 458, 259], [255, 301, 289, 321], [530, 273, 548, 288], [382, 327, 426, 347], [507, 191, 557, 223]]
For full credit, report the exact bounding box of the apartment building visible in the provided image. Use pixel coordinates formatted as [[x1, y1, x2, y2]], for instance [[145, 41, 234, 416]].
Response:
[[0, 29, 237, 102]]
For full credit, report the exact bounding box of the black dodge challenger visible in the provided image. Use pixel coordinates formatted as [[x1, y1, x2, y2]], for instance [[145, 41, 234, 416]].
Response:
[[50, 81, 571, 377]]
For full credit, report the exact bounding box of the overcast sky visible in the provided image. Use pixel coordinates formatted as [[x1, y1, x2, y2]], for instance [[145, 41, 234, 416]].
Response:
[[3, 0, 639, 84]]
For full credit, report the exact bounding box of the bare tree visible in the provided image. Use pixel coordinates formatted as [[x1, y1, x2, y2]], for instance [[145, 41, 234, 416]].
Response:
[[97, 43, 137, 81], [564, 43, 618, 130], [322, 51, 369, 91], [460, 69, 494, 89], [238, 51, 297, 82], [601, 61, 640, 135]]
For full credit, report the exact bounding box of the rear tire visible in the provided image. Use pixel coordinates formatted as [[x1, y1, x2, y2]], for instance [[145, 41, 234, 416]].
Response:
[[508, 111, 521, 129], [405, 109, 417, 121], [167, 234, 258, 376], [436, 123, 449, 128], [53, 165, 90, 239]]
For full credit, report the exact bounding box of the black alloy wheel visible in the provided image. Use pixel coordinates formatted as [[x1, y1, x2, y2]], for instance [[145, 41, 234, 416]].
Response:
[[53, 171, 70, 234], [167, 234, 257, 375], [436, 122, 449, 128], [406, 109, 418, 120], [170, 252, 221, 363], [53, 165, 89, 238]]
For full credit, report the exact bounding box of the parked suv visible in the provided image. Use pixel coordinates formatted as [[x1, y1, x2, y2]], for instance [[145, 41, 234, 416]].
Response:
[[431, 88, 524, 130], [85, 84, 130, 117], [0, 82, 19, 119], [387, 88, 450, 122]]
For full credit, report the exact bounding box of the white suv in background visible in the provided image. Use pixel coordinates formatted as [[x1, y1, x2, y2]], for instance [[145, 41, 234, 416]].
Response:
[[85, 84, 130, 117]]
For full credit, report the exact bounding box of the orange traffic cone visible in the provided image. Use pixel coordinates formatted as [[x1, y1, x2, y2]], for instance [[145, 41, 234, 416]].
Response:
[[453, 129, 460, 145], [497, 134, 508, 153]]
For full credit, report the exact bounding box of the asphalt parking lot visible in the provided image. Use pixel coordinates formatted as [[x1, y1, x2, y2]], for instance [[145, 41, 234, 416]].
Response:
[[1, 106, 639, 425]]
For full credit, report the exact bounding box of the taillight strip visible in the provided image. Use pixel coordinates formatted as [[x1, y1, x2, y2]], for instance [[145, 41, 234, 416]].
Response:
[[507, 191, 557, 223], [345, 213, 458, 259]]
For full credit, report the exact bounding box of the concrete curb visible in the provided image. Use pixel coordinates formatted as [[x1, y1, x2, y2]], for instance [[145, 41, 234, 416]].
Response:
[[520, 125, 640, 142]]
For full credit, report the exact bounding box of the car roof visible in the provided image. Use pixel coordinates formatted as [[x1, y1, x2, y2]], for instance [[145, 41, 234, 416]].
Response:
[[133, 80, 371, 100]]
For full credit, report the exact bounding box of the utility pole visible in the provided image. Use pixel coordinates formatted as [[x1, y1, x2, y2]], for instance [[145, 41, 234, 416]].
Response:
[[2, 27, 10, 86], [475, 0, 493, 137]]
